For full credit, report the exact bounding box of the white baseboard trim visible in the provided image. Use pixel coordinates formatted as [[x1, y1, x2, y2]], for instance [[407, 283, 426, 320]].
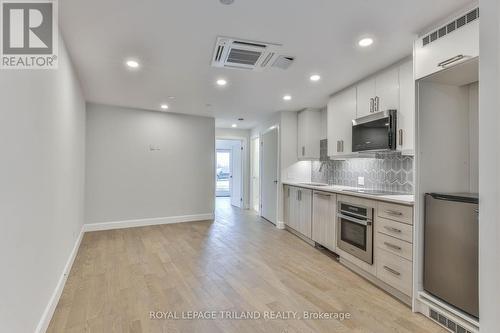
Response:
[[83, 213, 215, 232], [36, 226, 84, 333], [36, 213, 214, 332], [276, 221, 286, 229]]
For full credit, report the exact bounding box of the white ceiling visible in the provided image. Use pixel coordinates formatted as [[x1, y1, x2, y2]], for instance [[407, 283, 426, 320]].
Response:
[[60, 0, 472, 129]]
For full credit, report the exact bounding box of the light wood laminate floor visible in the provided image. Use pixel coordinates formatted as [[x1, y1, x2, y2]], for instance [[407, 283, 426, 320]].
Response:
[[48, 198, 445, 333]]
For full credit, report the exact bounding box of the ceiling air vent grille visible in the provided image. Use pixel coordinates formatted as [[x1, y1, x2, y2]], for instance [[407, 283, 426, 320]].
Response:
[[226, 49, 262, 66], [211, 37, 282, 71], [422, 8, 478, 47], [428, 309, 473, 333]]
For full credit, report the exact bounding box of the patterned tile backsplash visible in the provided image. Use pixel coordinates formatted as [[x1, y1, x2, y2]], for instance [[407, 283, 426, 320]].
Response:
[[311, 153, 414, 194]]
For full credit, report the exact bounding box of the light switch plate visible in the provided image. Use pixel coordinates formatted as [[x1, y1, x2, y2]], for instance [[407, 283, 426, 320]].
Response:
[[358, 176, 365, 186]]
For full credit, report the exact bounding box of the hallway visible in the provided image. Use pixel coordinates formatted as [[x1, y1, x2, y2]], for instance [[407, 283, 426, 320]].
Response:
[[47, 198, 444, 333]]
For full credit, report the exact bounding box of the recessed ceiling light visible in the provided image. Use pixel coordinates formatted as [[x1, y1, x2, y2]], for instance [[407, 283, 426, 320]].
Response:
[[358, 37, 374, 47], [216, 79, 227, 86], [160, 104, 169, 110], [310, 74, 321, 82], [220, 0, 234, 4], [168, 96, 175, 99], [125, 59, 140, 69], [283, 94, 292, 101], [231, 124, 238, 128]]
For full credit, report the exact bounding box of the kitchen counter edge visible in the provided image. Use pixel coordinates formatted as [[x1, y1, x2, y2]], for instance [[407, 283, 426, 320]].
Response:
[[282, 181, 414, 206]]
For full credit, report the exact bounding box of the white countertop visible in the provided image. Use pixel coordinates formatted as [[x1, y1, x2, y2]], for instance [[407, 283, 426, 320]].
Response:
[[282, 181, 414, 206]]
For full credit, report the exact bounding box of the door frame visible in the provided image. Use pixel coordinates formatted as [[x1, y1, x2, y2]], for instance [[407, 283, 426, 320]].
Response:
[[215, 148, 232, 197], [215, 137, 247, 207], [259, 125, 280, 225], [250, 136, 260, 213]]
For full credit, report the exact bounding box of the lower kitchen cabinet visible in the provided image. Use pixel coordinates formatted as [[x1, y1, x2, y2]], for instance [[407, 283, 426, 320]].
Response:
[[284, 185, 415, 305], [284, 185, 312, 238], [376, 248, 413, 296], [375, 201, 414, 298], [312, 191, 337, 251]]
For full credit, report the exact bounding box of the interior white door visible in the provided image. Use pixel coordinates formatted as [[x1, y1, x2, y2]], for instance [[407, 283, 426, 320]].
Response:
[[251, 137, 260, 212], [261, 128, 278, 224], [230, 141, 242, 207]]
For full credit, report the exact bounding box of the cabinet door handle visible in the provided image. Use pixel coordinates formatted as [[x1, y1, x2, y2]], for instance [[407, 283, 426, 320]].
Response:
[[384, 242, 402, 251], [384, 226, 402, 233], [314, 192, 331, 197], [385, 209, 403, 216], [287, 188, 290, 197], [398, 129, 403, 146], [438, 54, 465, 67], [370, 98, 374, 113], [302, 146, 305, 156], [383, 265, 401, 276], [298, 190, 302, 201]]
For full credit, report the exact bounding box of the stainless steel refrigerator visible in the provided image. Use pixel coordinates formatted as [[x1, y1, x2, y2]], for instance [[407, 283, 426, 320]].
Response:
[[424, 193, 479, 319]]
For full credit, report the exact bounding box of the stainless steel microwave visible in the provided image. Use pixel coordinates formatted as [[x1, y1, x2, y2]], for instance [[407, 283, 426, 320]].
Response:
[[352, 110, 397, 152]]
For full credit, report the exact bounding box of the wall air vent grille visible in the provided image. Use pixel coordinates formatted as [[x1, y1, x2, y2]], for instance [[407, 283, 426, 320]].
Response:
[[428, 309, 473, 333], [421, 8, 478, 47]]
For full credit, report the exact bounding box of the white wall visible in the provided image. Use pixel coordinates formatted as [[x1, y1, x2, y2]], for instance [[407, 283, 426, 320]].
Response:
[[479, 0, 500, 331], [85, 104, 215, 223], [0, 36, 86, 333], [216, 128, 251, 208], [468, 82, 479, 192]]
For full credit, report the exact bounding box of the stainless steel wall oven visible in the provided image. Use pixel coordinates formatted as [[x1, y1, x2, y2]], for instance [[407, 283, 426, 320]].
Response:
[[337, 202, 374, 264]]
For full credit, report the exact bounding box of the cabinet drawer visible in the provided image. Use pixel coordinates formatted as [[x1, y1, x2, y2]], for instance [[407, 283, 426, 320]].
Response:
[[376, 217, 413, 243], [378, 202, 413, 225], [376, 233, 412, 261], [376, 248, 413, 296]]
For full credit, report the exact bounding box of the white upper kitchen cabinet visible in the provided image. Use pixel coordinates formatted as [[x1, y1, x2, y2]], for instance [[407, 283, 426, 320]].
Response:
[[297, 108, 322, 160], [414, 8, 479, 80], [328, 87, 356, 157], [398, 60, 415, 154], [357, 68, 399, 118], [376, 68, 400, 112], [356, 78, 376, 117]]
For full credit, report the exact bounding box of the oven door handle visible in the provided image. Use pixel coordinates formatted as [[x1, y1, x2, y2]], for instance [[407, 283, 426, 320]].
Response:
[[337, 213, 369, 226]]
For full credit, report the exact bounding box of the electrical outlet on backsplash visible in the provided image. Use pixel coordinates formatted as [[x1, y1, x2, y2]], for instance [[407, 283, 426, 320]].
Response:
[[311, 154, 414, 194]]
